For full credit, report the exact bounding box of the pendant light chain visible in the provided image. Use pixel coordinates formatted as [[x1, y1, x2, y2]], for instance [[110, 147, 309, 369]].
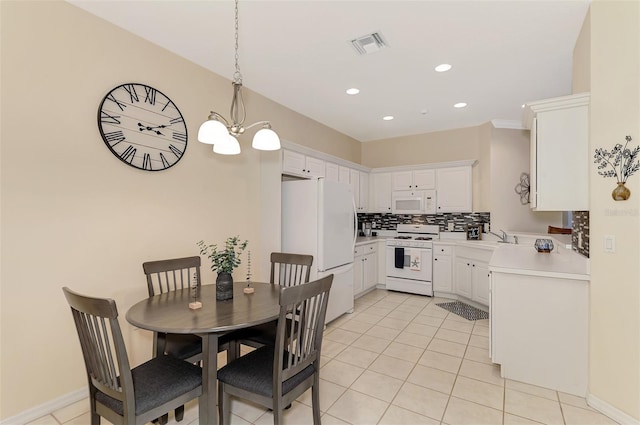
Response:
[[233, 0, 242, 84]]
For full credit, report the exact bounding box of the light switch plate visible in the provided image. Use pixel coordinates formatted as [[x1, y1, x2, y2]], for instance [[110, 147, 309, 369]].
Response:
[[447, 222, 454, 231], [604, 235, 616, 253]]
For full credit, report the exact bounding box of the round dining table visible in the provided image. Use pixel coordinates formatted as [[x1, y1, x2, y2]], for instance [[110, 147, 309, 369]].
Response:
[[126, 282, 280, 425]]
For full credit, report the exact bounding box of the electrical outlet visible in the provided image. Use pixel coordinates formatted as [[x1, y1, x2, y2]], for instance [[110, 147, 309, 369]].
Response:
[[578, 232, 583, 248], [447, 222, 454, 231]]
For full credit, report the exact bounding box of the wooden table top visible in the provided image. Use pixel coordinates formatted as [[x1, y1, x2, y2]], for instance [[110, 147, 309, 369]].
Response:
[[126, 282, 280, 334]]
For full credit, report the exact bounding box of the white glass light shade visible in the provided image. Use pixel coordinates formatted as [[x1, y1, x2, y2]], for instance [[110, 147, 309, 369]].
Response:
[[198, 119, 229, 144], [252, 128, 281, 151], [213, 134, 241, 155]]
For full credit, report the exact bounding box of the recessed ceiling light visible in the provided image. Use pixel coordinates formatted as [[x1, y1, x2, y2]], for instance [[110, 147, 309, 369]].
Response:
[[453, 102, 467, 108], [521, 104, 525, 108], [383, 115, 394, 121], [346, 88, 360, 95], [435, 64, 452, 72]]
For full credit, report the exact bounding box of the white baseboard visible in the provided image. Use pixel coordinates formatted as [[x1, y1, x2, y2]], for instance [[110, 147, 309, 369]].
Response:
[[1, 387, 87, 425], [588, 393, 639, 425]]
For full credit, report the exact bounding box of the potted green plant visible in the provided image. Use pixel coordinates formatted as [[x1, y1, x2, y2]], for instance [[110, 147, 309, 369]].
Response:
[[197, 236, 248, 300]]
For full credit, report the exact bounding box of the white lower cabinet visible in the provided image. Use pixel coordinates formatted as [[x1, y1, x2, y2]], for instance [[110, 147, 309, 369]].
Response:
[[472, 262, 490, 305], [433, 243, 453, 293], [454, 245, 494, 306], [354, 243, 377, 296]]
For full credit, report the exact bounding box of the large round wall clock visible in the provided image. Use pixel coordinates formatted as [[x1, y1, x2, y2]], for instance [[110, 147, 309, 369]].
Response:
[[97, 83, 187, 171]]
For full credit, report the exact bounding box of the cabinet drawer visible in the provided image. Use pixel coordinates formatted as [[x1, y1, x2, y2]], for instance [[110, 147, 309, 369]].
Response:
[[434, 245, 453, 256], [364, 244, 377, 254], [354, 246, 363, 256]]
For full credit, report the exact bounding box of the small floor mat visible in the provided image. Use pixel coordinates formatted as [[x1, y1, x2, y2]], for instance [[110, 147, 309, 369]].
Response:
[[436, 301, 489, 321]]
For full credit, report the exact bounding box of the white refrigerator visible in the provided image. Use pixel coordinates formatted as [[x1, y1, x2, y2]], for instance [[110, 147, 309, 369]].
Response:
[[281, 179, 356, 323]]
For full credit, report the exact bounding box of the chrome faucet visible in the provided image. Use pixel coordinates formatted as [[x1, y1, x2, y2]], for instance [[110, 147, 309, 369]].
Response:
[[489, 229, 508, 243]]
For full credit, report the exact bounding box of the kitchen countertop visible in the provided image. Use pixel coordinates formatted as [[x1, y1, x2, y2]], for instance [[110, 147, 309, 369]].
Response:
[[489, 244, 590, 281], [355, 236, 392, 245]]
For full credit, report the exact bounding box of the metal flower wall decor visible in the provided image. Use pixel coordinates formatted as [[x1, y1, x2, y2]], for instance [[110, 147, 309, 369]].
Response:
[[514, 172, 530, 205], [594, 135, 639, 200]]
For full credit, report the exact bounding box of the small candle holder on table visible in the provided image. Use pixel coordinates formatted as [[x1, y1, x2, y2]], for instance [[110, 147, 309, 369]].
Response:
[[189, 271, 203, 309], [243, 250, 254, 294]]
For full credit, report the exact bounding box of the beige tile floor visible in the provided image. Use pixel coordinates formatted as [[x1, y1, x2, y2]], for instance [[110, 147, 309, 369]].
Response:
[[31, 289, 618, 425]]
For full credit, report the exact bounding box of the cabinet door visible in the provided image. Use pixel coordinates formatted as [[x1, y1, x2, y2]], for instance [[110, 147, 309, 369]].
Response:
[[392, 171, 413, 190], [433, 255, 452, 292], [339, 166, 351, 184], [454, 258, 472, 298], [305, 156, 325, 178], [354, 254, 364, 295], [534, 105, 589, 211], [359, 172, 369, 212], [363, 252, 377, 290], [377, 240, 387, 284], [436, 166, 472, 213], [282, 150, 306, 176], [472, 262, 490, 305], [371, 173, 393, 213], [325, 163, 339, 182], [413, 169, 436, 190], [350, 169, 360, 210]]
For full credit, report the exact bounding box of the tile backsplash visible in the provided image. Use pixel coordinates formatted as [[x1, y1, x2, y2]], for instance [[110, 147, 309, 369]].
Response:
[[357, 212, 491, 233], [572, 211, 589, 258]]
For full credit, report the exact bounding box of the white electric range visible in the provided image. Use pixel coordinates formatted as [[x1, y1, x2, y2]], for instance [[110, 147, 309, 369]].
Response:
[[386, 224, 440, 296]]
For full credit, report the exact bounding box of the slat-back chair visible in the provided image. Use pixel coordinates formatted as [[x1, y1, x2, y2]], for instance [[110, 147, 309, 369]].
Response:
[[217, 274, 333, 425], [226, 253, 313, 360], [62, 287, 203, 425], [143, 256, 232, 422]]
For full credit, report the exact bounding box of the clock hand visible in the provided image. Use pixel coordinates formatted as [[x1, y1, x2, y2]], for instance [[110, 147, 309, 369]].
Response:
[[137, 122, 168, 136]]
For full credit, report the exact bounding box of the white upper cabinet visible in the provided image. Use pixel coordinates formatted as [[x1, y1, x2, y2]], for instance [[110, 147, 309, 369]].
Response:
[[325, 162, 339, 182], [392, 169, 435, 191], [339, 166, 351, 184], [436, 166, 472, 213], [351, 169, 368, 212], [282, 150, 325, 179], [523, 93, 589, 211], [371, 173, 393, 213]]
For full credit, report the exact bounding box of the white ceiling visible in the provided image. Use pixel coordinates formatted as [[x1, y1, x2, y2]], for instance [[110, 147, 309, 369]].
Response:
[[68, 0, 590, 142]]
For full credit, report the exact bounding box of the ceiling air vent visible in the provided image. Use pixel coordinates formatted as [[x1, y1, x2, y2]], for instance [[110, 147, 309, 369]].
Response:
[[350, 32, 388, 55]]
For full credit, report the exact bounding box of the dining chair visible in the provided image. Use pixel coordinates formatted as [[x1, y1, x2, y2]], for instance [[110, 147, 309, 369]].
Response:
[[62, 287, 203, 425], [217, 274, 333, 425], [142, 256, 206, 363], [225, 252, 313, 360], [143, 256, 232, 422]]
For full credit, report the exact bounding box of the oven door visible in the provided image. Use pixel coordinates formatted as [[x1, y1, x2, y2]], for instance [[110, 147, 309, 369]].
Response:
[[386, 246, 432, 281]]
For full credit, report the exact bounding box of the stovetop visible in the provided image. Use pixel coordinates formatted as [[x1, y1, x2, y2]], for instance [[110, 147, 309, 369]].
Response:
[[387, 224, 439, 247]]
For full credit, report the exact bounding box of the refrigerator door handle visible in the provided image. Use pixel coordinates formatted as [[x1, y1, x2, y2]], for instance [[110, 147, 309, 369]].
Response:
[[323, 262, 354, 275], [352, 196, 358, 251]]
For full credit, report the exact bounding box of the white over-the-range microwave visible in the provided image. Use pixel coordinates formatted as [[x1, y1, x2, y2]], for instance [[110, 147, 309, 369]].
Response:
[[391, 190, 436, 214]]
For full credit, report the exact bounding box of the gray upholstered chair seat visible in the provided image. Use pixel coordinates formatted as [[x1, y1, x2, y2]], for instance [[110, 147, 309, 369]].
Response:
[[95, 355, 202, 416], [217, 346, 314, 398]]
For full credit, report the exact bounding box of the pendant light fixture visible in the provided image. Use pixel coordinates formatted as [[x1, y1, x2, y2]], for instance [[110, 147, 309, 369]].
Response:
[[198, 0, 280, 155]]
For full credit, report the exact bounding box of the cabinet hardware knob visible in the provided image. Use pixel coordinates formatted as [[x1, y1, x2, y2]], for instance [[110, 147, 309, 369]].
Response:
[[472, 264, 476, 267], [434, 258, 438, 261]]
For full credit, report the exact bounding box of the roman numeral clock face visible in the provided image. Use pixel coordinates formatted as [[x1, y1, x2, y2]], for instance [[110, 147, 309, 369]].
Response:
[[97, 83, 187, 171]]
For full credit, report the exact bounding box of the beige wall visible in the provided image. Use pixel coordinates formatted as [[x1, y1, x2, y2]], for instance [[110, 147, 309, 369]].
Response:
[[0, 1, 357, 418], [572, 8, 591, 94], [361, 125, 491, 212], [587, 1, 639, 420], [489, 128, 562, 233]]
